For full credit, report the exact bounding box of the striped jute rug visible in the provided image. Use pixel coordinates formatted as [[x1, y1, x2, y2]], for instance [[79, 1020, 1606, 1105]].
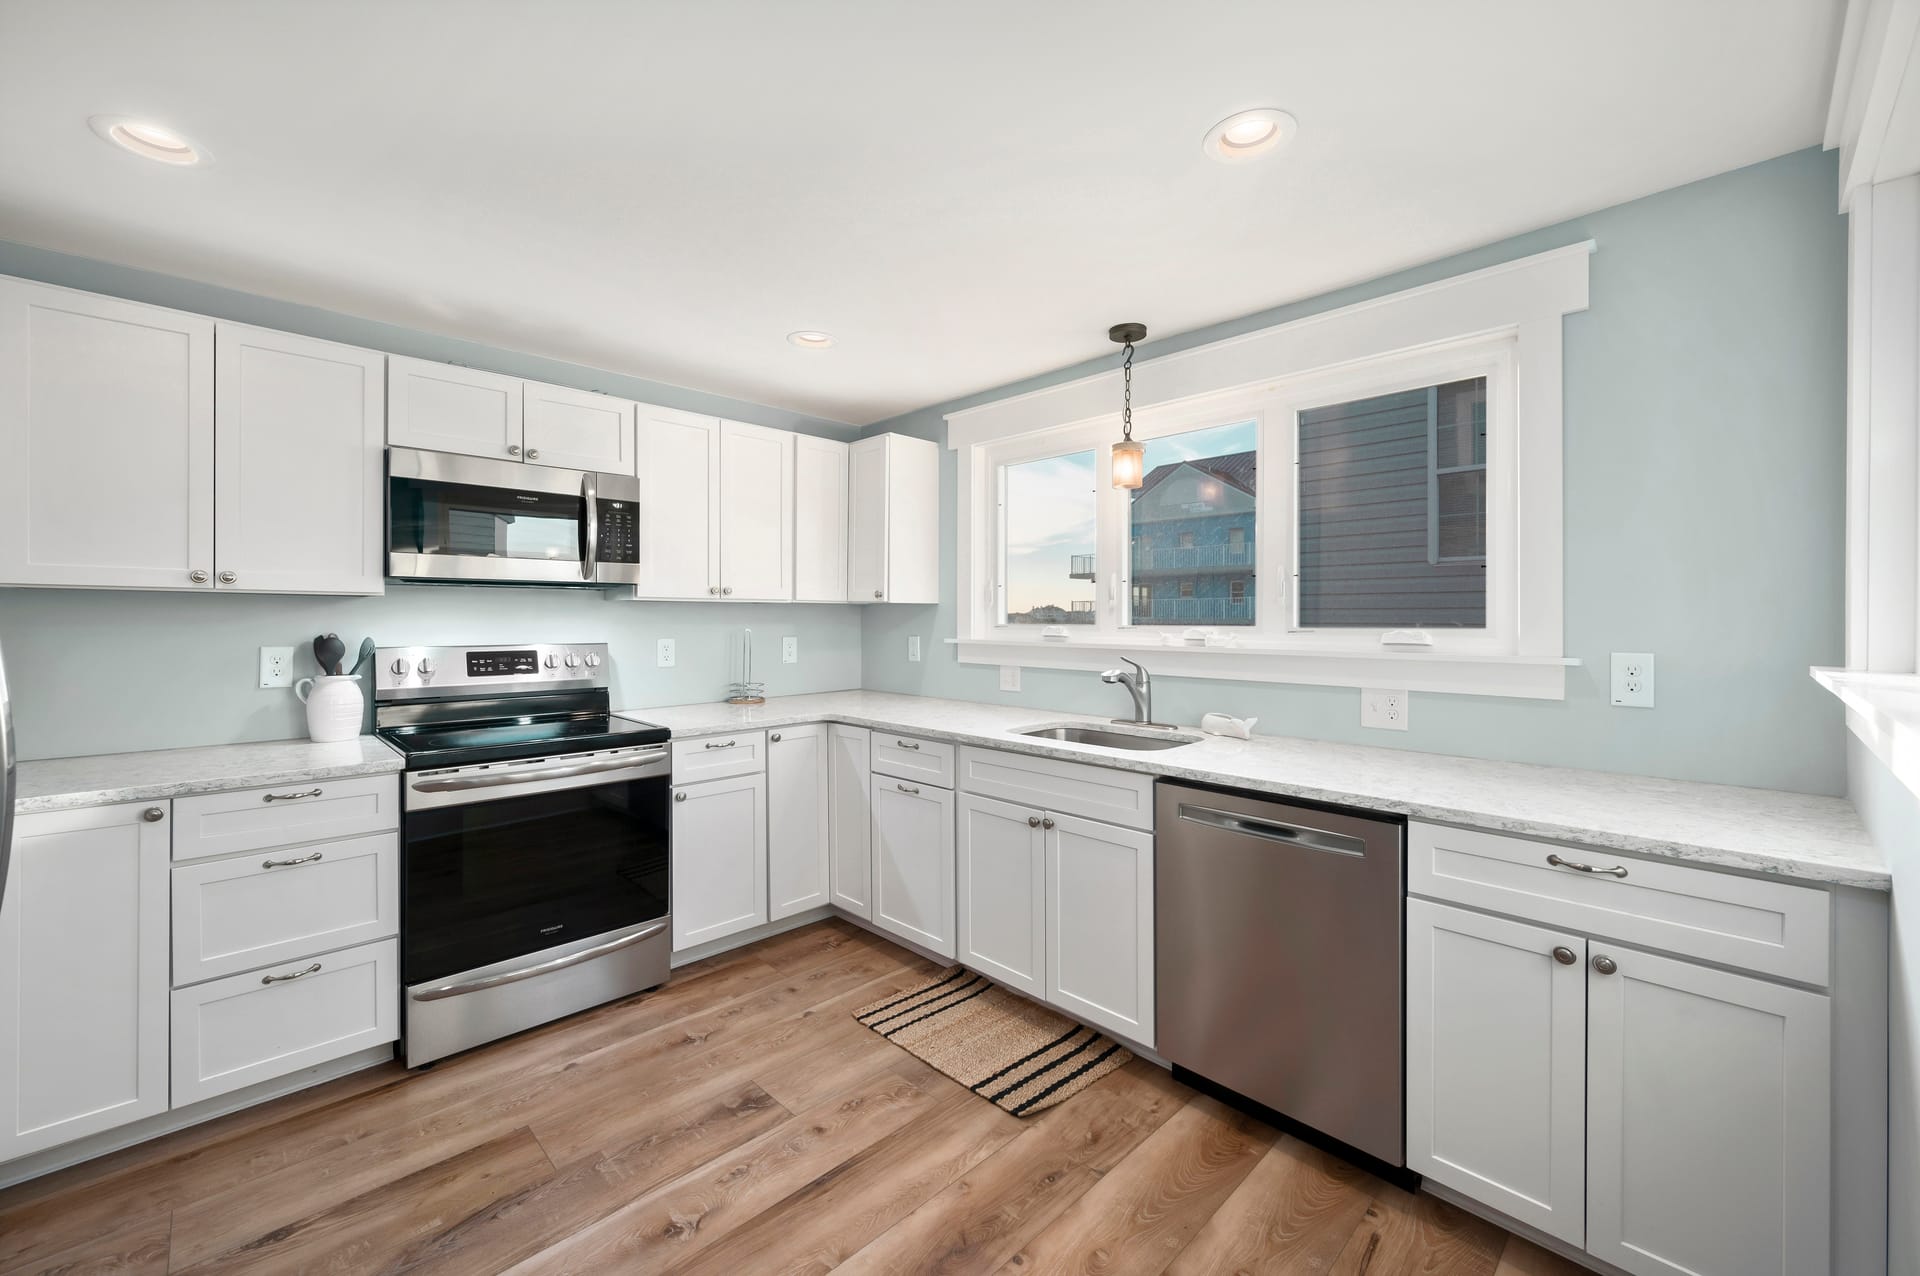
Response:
[[853, 968, 1132, 1116]]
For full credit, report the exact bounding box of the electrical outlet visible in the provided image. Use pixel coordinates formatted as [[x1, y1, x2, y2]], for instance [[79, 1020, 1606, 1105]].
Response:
[[656, 638, 676, 668], [782, 636, 798, 664], [259, 646, 294, 689], [908, 636, 922, 662], [999, 665, 1021, 692], [1611, 652, 1655, 707], [1361, 688, 1409, 731]]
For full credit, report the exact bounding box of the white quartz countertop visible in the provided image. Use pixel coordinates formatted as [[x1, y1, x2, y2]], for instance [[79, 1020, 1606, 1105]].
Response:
[[13, 736, 403, 815], [620, 691, 1887, 890]]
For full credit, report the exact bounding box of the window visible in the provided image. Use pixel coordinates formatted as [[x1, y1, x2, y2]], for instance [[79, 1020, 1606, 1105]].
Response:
[[1177, 531, 1195, 549], [1179, 579, 1194, 598], [1431, 379, 1487, 563], [1129, 419, 1257, 626], [1230, 578, 1246, 603], [999, 449, 1097, 625]]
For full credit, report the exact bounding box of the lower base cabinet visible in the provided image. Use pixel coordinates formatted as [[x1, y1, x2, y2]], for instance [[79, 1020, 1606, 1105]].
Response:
[[956, 793, 1046, 997], [672, 772, 768, 950], [767, 725, 830, 920], [871, 776, 955, 957], [827, 725, 873, 917]]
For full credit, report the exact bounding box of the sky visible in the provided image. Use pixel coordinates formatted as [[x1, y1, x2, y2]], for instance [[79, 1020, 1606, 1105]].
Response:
[[1003, 419, 1256, 615]]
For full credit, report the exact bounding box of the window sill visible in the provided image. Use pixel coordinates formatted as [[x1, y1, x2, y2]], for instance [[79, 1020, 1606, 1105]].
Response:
[[953, 636, 1576, 699], [1812, 666, 1920, 796]]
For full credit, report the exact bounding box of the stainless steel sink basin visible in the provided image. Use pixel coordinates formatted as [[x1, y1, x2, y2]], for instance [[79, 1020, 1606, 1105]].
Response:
[[1016, 725, 1198, 751]]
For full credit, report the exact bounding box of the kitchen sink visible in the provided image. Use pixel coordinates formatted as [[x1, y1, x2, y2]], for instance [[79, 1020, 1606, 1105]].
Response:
[[1016, 724, 1199, 751]]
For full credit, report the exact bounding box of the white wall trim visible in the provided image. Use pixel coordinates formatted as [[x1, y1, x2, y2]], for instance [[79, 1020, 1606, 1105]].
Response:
[[1827, 0, 1920, 209]]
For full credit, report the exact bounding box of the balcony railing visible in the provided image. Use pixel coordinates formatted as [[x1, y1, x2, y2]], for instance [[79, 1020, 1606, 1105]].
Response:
[[1130, 544, 1254, 573], [1131, 597, 1254, 624], [1069, 599, 1095, 613], [1067, 554, 1096, 580]]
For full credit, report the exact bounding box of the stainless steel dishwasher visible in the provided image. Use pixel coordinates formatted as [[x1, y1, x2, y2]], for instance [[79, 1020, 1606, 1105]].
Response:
[[1156, 781, 1405, 1166]]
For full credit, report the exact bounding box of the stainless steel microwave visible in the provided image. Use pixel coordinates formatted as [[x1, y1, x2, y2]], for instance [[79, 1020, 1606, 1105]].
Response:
[[387, 447, 642, 586]]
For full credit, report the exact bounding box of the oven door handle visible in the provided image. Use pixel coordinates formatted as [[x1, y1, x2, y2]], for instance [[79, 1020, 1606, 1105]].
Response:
[[410, 748, 666, 793], [581, 471, 599, 582], [409, 921, 668, 1002]]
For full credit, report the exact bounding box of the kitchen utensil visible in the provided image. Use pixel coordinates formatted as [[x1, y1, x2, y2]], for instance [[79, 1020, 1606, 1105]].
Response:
[[313, 633, 346, 677], [347, 637, 376, 678]]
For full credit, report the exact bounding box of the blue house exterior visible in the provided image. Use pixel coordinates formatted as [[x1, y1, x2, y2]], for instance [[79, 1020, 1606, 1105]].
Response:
[[1126, 452, 1256, 625]]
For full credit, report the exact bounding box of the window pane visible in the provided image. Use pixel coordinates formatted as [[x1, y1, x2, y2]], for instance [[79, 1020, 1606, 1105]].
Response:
[[1129, 420, 1257, 626], [1002, 449, 1098, 624], [1297, 378, 1486, 629]]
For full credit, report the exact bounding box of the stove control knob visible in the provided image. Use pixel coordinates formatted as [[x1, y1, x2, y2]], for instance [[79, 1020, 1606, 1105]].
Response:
[[418, 658, 436, 676], [390, 658, 410, 677], [544, 653, 560, 669], [564, 652, 581, 669], [584, 653, 602, 669]]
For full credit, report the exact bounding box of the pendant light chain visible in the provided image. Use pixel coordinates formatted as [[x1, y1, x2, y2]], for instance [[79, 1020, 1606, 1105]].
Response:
[[1122, 340, 1135, 442]]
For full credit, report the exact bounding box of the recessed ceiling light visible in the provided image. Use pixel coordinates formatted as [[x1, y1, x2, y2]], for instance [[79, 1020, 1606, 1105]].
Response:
[[787, 331, 835, 349], [1202, 108, 1296, 162], [88, 115, 203, 165]]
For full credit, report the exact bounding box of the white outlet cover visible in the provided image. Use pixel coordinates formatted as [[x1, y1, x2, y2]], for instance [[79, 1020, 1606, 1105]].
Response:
[[656, 638, 676, 668], [259, 645, 294, 689], [1360, 688, 1409, 731], [782, 636, 798, 664], [1611, 651, 1655, 707], [999, 664, 1021, 692], [908, 635, 922, 662]]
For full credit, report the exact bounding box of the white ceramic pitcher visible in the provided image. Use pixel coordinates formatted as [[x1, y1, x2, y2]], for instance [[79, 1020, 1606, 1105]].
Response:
[[294, 674, 364, 743]]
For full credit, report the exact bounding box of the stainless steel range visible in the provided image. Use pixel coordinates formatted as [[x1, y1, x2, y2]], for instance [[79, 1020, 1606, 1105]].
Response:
[[375, 643, 671, 1067]]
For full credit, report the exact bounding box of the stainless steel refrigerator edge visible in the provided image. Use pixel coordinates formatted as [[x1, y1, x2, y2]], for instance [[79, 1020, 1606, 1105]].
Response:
[[1154, 781, 1406, 1166], [0, 639, 12, 910]]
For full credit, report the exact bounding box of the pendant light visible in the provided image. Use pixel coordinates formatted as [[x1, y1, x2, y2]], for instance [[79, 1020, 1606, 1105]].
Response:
[[1109, 322, 1147, 489]]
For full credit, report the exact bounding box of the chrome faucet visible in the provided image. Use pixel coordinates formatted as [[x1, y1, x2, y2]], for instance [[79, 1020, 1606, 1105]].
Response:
[[1101, 658, 1172, 729]]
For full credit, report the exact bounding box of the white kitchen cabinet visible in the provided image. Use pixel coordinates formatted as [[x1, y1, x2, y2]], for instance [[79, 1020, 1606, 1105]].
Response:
[[847, 432, 938, 603], [1046, 810, 1153, 1043], [956, 792, 1045, 997], [386, 355, 523, 461], [213, 323, 385, 595], [671, 773, 768, 950], [828, 725, 873, 919], [718, 420, 794, 601], [871, 775, 955, 958], [0, 277, 214, 590], [1587, 944, 1831, 1276], [0, 802, 170, 1161], [767, 725, 830, 920], [522, 379, 636, 475], [794, 434, 849, 603], [1405, 898, 1587, 1246], [633, 404, 719, 599]]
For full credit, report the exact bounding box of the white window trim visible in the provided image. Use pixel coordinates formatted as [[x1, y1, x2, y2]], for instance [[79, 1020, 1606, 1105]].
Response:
[[950, 240, 1592, 699]]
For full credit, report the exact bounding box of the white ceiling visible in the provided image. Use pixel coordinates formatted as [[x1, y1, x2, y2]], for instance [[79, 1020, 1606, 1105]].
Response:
[[0, 1, 1844, 426]]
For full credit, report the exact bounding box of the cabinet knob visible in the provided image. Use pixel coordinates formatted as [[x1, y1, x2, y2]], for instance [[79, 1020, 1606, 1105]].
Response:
[[1591, 954, 1618, 976], [189, 569, 209, 584], [873, 590, 884, 599], [507, 444, 522, 456], [142, 807, 165, 823], [1027, 815, 1041, 828], [709, 585, 721, 595], [218, 570, 237, 584], [674, 790, 687, 802], [1041, 816, 1055, 829], [526, 448, 540, 460], [722, 586, 733, 596], [1551, 946, 1576, 965], [770, 732, 782, 742]]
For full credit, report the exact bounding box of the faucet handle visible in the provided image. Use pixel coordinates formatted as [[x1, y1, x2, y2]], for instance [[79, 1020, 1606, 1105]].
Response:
[[1120, 656, 1148, 681]]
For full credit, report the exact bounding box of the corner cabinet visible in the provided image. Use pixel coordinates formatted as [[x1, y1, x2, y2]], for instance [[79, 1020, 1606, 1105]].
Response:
[[848, 432, 938, 603], [0, 802, 170, 1162], [767, 725, 831, 920], [828, 725, 874, 917]]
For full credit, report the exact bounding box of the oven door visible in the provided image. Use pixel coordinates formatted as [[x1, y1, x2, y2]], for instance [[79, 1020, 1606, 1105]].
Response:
[[401, 744, 671, 988], [387, 447, 641, 585]]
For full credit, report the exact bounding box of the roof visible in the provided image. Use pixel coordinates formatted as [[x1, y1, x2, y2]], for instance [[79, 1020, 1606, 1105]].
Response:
[[1135, 451, 1258, 500]]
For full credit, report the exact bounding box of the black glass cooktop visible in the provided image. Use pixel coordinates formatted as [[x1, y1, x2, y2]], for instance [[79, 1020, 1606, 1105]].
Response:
[[380, 713, 669, 771]]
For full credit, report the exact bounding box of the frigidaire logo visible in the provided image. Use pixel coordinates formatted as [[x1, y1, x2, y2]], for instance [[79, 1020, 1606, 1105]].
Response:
[[515, 495, 539, 503]]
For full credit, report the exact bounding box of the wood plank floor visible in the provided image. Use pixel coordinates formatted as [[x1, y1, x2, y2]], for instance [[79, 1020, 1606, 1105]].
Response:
[[0, 919, 1594, 1276]]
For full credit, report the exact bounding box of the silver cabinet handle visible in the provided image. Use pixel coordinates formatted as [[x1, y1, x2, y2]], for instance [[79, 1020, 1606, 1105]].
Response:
[[1041, 816, 1055, 829], [1546, 853, 1628, 879], [262, 851, 323, 869], [895, 739, 921, 750], [1027, 815, 1041, 828], [722, 585, 733, 595], [674, 790, 687, 802], [703, 739, 737, 750], [262, 788, 322, 802], [218, 570, 237, 584], [1592, 954, 1618, 976], [770, 732, 782, 742], [507, 444, 522, 456], [189, 569, 209, 584], [580, 470, 599, 582], [261, 962, 322, 985], [1552, 946, 1576, 966], [142, 807, 165, 823], [526, 448, 540, 460], [896, 783, 920, 795]]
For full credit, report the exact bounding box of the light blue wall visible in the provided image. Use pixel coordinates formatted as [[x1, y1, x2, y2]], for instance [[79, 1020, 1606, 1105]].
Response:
[[0, 240, 866, 760], [861, 147, 1850, 796]]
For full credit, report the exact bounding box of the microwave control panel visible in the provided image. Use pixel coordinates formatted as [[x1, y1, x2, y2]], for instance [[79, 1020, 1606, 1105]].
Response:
[[598, 500, 638, 564]]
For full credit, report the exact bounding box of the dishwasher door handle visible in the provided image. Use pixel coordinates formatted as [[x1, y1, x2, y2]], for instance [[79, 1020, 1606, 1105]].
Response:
[[1173, 803, 1369, 858]]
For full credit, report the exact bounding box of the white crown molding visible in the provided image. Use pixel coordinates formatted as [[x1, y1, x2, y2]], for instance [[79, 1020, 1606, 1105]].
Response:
[[1826, 0, 1920, 208]]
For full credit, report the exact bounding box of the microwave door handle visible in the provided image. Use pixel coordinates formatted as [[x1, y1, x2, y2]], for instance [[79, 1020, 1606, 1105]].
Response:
[[581, 471, 599, 582]]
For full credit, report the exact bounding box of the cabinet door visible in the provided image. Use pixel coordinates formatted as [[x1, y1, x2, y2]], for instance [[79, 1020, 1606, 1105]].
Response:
[[847, 435, 889, 601], [1587, 944, 1830, 1276], [957, 793, 1045, 997], [718, 420, 793, 601], [214, 324, 385, 595], [522, 380, 636, 475], [0, 802, 169, 1160], [633, 404, 719, 599], [882, 433, 940, 604], [0, 278, 214, 590], [794, 434, 849, 603], [1046, 811, 1153, 1044], [671, 773, 767, 950], [1405, 898, 1586, 1245], [828, 725, 873, 918], [386, 355, 523, 461], [767, 725, 830, 920], [871, 779, 955, 957]]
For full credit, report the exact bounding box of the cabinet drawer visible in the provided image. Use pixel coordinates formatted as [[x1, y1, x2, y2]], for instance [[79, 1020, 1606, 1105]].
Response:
[[671, 731, 766, 783], [871, 733, 955, 788], [172, 833, 399, 985], [170, 774, 398, 862], [957, 746, 1153, 831], [170, 937, 398, 1108], [1409, 822, 1831, 985]]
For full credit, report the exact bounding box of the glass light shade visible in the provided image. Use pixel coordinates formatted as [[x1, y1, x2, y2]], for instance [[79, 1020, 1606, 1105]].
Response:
[[1111, 438, 1145, 489]]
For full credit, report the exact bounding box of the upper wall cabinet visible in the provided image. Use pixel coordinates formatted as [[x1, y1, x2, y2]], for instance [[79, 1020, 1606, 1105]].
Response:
[[631, 407, 793, 601], [215, 324, 385, 595], [521, 380, 636, 475], [794, 435, 849, 604], [386, 356, 523, 461], [0, 277, 214, 590], [849, 432, 938, 604], [719, 420, 794, 602]]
